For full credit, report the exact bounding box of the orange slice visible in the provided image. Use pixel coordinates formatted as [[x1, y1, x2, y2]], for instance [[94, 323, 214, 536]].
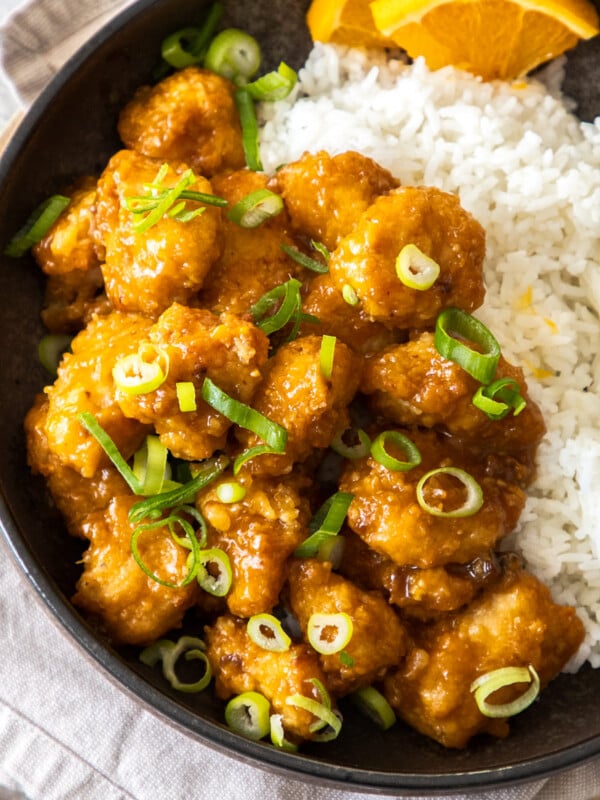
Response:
[[307, 0, 397, 47], [370, 0, 600, 79]]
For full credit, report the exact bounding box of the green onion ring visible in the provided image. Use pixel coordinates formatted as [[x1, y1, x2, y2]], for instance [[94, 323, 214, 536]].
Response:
[[131, 514, 200, 589], [244, 62, 298, 101], [232, 444, 278, 474], [132, 435, 169, 496], [472, 377, 527, 420], [285, 694, 342, 741], [307, 612, 353, 656], [395, 243, 440, 290], [250, 278, 302, 335], [247, 613, 291, 652], [196, 548, 232, 596], [215, 481, 247, 503], [319, 335, 336, 381], [269, 714, 298, 751], [201, 377, 287, 452], [176, 381, 197, 413], [140, 635, 212, 693], [227, 188, 283, 228], [234, 88, 263, 171], [161, 2, 223, 68], [342, 284, 359, 306], [112, 344, 169, 395], [435, 307, 501, 384], [470, 665, 540, 718], [330, 427, 371, 460], [350, 686, 396, 730], [204, 28, 262, 83], [370, 430, 422, 472], [280, 243, 329, 274], [294, 491, 354, 558], [4, 194, 71, 257], [38, 333, 73, 377], [225, 691, 271, 740], [416, 466, 484, 518]]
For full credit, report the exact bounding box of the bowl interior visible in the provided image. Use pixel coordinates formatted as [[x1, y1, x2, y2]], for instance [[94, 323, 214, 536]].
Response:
[[1, 0, 599, 793]]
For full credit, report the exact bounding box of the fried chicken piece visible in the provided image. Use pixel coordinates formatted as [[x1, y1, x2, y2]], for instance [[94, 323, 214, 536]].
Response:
[[287, 559, 409, 695], [95, 149, 222, 316], [235, 335, 362, 476], [198, 169, 300, 315], [328, 186, 486, 327], [274, 150, 399, 250], [299, 273, 398, 356], [383, 562, 585, 748], [25, 393, 132, 537], [118, 67, 245, 177], [115, 303, 269, 461], [41, 268, 112, 333], [363, 331, 546, 473], [73, 495, 199, 646], [205, 613, 332, 741], [340, 428, 525, 569], [42, 310, 152, 478], [338, 529, 500, 619], [197, 473, 311, 618]]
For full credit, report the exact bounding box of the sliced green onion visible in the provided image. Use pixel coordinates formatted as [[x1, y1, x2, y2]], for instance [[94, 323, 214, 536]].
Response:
[[311, 240, 330, 262], [269, 714, 298, 751], [131, 513, 200, 589], [416, 466, 484, 518], [227, 188, 283, 228], [244, 62, 298, 101], [112, 343, 169, 395], [196, 547, 232, 596], [247, 613, 291, 652], [350, 686, 396, 730], [201, 377, 287, 452], [140, 635, 212, 693], [4, 194, 71, 257], [338, 650, 355, 667], [319, 335, 336, 381], [470, 665, 540, 718], [307, 612, 353, 656], [78, 412, 142, 493], [132, 435, 169, 495], [280, 243, 329, 274], [215, 481, 247, 503], [370, 430, 421, 472], [250, 278, 303, 336], [472, 377, 527, 420], [176, 381, 197, 412], [285, 693, 342, 742], [234, 88, 263, 172], [128, 455, 229, 524], [342, 284, 359, 307], [38, 333, 73, 376], [316, 534, 345, 568], [330, 427, 371, 460], [435, 308, 501, 384], [395, 243, 440, 290], [204, 28, 261, 83], [129, 168, 197, 233], [294, 491, 354, 558], [225, 691, 271, 740], [233, 444, 278, 474], [161, 2, 223, 68]]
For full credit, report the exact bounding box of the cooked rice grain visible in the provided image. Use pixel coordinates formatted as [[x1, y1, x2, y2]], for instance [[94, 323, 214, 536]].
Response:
[[259, 44, 600, 669]]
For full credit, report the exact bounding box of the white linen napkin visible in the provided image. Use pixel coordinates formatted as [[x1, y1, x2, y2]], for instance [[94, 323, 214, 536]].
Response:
[[0, 1, 599, 798]]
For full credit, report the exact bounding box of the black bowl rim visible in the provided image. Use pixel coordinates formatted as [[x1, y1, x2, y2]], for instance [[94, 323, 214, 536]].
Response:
[[1, 0, 600, 793]]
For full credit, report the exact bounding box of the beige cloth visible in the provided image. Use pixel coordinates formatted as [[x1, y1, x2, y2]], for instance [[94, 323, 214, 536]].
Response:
[[0, 1, 598, 798]]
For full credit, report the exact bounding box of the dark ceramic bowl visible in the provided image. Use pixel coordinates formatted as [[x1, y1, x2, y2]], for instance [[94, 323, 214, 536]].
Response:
[[0, 0, 599, 794]]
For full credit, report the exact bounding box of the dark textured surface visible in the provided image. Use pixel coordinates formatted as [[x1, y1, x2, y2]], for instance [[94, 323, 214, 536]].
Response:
[[0, 0, 599, 794]]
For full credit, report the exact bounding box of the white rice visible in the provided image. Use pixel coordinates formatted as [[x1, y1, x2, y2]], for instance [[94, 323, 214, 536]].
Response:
[[258, 44, 600, 669]]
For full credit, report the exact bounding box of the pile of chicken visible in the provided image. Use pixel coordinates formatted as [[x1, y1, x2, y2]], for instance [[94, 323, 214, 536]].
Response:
[[25, 64, 584, 750]]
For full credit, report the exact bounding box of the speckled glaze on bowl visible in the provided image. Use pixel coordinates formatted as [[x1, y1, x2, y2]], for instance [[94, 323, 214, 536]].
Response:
[[0, 0, 599, 794]]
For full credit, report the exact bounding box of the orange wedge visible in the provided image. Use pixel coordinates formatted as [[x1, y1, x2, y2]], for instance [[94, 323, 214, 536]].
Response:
[[370, 0, 599, 79], [307, 0, 397, 47]]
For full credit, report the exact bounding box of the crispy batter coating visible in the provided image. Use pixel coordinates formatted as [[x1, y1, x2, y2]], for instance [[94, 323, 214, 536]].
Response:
[[198, 169, 300, 314], [205, 613, 331, 740], [275, 150, 399, 250], [383, 562, 585, 748], [41, 268, 112, 333], [363, 331, 546, 471], [299, 273, 398, 356], [340, 429, 525, 568], [73, 495, 199, 645], [115, 303, 269, 461], [118, 67, 245, 177], [197, 473, 311, 618], [338, 530, 501, 619], [328, 186, 486, 327], [287, 559, 409, 695], [42, 310, 151, 478], [96, 150, 222, 316], [236, 335, 362, 476]]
